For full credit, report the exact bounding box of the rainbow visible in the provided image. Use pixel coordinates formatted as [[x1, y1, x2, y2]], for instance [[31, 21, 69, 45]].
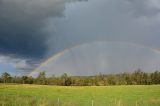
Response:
[[28, 41, 160, 76]]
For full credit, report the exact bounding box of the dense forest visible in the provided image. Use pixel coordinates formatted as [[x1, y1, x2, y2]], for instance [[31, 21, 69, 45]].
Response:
[[0, 69, 160, 86]]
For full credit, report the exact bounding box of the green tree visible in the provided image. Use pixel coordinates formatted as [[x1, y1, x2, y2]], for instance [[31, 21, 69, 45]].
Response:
[[132, 69, 144, 84], [107, 75, 117, 85], [151, 71, 160, 84], [1, 72, 11, 83], [22, 76, 28, 84], [61, 73, 72, 86], [97, 73, 107, 86], [36, 72, 46, 85]]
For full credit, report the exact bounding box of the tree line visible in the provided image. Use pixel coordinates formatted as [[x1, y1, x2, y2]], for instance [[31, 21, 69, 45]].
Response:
[[0, 69, 160, 86]]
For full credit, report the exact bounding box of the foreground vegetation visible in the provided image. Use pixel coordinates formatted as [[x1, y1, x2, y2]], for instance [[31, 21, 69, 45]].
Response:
[[0, 69, 160, 86], [0, 84, 160, 106]]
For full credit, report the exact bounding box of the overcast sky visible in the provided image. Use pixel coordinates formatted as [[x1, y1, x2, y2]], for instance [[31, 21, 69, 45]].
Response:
[[0, 0, 160, 76]]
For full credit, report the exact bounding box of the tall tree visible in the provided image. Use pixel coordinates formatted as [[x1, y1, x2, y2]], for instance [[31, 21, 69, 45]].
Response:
[[61, 73, 72, 86], [36, 72, 46, 85], [151, 71, 160, 84], [1, 72, 11, 84], [22, 76, 28, 84]]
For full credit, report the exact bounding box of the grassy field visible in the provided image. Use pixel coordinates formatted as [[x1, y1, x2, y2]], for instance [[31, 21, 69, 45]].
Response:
[[0, 84, 160, 106]]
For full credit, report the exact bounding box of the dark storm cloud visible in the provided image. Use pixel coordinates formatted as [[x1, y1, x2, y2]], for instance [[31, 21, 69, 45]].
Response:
[[0, 0, 84, 59]]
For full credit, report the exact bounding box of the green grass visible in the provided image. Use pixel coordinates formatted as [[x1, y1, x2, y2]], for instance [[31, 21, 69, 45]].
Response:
[[0, 84, 160, 106]]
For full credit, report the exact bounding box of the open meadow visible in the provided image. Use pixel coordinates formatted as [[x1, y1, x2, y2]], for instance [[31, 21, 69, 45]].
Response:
[[0, 84, 160, 106]]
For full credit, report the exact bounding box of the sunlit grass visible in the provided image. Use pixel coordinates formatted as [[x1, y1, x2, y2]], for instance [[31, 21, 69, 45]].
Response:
[[0, 84, 160, 106]]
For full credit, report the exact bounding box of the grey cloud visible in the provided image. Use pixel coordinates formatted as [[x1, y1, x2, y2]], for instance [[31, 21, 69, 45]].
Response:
[[47, 0, 160, 56], [0, 0, 84, 59], [125, 0, 160, 17]]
